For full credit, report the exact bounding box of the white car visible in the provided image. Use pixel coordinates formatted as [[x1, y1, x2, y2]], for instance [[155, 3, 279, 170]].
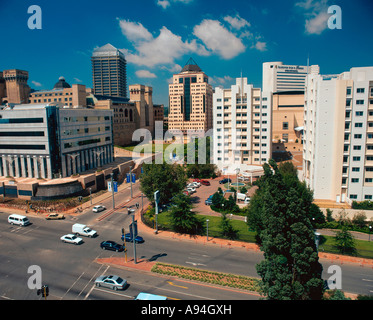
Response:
[[186, 187, 196, 194], [93, 205, 106, 213], [60, 234, 83, 245], [188, 182, 200, 188]]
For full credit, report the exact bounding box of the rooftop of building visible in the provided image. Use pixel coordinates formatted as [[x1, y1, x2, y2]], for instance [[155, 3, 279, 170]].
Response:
[[92, 43, 126, 59], [180, 57, 202, 73]]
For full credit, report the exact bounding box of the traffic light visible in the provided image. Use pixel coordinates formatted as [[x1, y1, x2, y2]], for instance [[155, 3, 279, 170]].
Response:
[[37, 285, 49, 298]]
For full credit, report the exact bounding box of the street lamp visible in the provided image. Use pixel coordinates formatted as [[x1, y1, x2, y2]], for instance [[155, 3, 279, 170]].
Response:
[[206, 219, 209, 242], [369, 226, 372, 242], [89, 188, 92, 205]]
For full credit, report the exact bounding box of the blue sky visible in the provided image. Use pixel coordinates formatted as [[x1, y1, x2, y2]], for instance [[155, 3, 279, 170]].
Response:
[[1, 0, 372, 107]]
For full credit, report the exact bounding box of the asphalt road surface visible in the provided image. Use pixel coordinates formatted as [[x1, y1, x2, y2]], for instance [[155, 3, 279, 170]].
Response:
[[1, 180, 373, 300]]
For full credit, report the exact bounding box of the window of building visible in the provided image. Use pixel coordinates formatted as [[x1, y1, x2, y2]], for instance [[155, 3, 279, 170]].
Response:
[[282, 122, 289, 130], [346, 87, 352, 95], [350, 194, 357, 199], [355, 123, 363, 128], [365, 195, 373, 200], [356, 100, 364, 105], [357, 88, 365, 93], [351, 178, 359, 183], [353, 145, 362, 150], [355, 111, 364, 116]]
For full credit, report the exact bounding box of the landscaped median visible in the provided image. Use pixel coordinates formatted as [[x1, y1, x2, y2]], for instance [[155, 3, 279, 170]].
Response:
[[151, 262, 261, 293]]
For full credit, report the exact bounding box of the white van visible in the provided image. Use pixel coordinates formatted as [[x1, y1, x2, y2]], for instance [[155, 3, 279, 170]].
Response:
[[8, 214, 30, 226]]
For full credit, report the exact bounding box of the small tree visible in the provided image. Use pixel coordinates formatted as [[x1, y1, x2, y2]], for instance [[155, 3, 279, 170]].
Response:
[[326, 209, 334, 222], [334, 227, 357, 256], [219, 213, 239, 240], [352, 211, 367, 229]]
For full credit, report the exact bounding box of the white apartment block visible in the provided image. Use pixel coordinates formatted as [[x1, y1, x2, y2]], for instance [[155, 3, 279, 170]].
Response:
[[213, 77, 272, 173], [303, 67, 373, 203], [263, 61, 319, 93]]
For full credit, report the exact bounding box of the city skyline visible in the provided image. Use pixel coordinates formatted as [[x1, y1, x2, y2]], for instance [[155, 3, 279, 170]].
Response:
[[1, 0, 372, 107]]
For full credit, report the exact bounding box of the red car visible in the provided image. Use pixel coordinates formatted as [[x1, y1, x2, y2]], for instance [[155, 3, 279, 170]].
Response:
[[200, 180, 210, 186], [193, 179, 201, 183]]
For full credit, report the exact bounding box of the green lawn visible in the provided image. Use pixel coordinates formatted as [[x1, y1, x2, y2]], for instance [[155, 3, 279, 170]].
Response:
[[156, 210, 373, 259]]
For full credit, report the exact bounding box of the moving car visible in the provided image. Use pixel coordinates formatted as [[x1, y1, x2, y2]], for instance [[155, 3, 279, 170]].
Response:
[[93, 205, 106, 213], [121, 233, 144, 243], [219, 178, 232, 184], [100, 240, 124, 252], [8, 214, 30, 226], [45, 213, 65, 220], [72, 223, 98, 237], [60, 234, 83, 245], [94, 275, 127, 291]]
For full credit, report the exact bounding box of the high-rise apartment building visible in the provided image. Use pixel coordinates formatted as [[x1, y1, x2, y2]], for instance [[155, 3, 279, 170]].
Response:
[[263, 61, 319, 93], [303, 66, 373, 203], [213, 77, 272, 171], [168, 58, 213, 134], [92, 44, 127, 98]]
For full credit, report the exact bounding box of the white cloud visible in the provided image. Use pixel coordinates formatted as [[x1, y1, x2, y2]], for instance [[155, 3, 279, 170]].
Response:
[[135, 70, 157, 78], [119, 19, 209, 67], [223, 14, 251, 30], [73, 78, 82, 83], [31, 80, 42, 87], [193, 19, 245, 59], [252, 41, 267, 52], [157, 0, 193, 9], [305, 11, 330, 34], [157, 0, 170, 9], [295, 0, 330, 35], [118, 19, 153, 42]]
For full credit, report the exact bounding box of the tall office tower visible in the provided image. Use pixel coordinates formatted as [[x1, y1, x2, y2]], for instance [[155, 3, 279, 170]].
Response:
[[92, 43, 127, 98], [213, 77, 272, 171], [168, 58, 213, 134], [2, 69, 31, 104], [303, 67, 373, 203], [263, 61, 319, 93]]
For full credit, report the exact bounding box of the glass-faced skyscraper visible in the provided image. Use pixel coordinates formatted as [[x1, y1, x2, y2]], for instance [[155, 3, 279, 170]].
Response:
[[92, 44, 127, 98]]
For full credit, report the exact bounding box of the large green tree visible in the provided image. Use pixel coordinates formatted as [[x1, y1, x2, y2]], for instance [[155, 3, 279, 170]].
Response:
[[140, 163, 187, 206], [247, 160, 324, 300], [168, 193, 203, 235]]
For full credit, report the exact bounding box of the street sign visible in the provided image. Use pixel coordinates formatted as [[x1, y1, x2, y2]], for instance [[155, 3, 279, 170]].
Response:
[[113, 181, 118, 192], [132, 173, 136, 183], [108, 181, 112, 192], [126, 173, 130, 183]]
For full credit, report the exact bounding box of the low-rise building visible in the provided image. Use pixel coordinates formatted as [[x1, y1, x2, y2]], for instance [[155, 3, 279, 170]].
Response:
[[0, 103, 114, 179]]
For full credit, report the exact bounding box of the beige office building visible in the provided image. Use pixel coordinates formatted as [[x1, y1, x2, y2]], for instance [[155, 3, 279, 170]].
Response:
[[29, 76, 88, 108], [0, 69, 31, 104], [168, 58, 213, 134], [272, 92, 304, 154], [303, 66, 373, 203]]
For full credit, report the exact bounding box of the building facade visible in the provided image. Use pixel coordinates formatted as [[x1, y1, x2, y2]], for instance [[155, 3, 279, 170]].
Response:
[[0, 69, 31, 104], [92, 43, 127, 98], [263, 61, 319, 93], [213, 77, 272, 172], [0, 104, 114, 179], [168, 58, 213, 134], [303, 67, 373, 203], [29, 76, 88, 107], [271, 91, 304, 155]]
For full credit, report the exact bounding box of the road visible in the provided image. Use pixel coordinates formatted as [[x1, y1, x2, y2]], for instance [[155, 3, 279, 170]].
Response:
[[1, 179, 373, 300]]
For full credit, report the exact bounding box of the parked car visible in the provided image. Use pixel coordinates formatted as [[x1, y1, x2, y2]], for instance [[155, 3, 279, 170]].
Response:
[[186, 187, 196, 194], [100, 240, 124, 252], [45, 213, 65, 220], [93, 205, 106, 213], [200, 180, 210, 186], [205, 195, 213, 205], [219, 178, 232, 184], [94, 275, 127, 291], [183, 190, 189, 196], [60, 234, 83, 245], [121, 233, 144, 243], [193, 179, 201, 183]]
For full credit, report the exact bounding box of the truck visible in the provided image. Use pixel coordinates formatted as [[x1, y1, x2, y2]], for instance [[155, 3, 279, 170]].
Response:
[[72, 223, 97, 238]]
